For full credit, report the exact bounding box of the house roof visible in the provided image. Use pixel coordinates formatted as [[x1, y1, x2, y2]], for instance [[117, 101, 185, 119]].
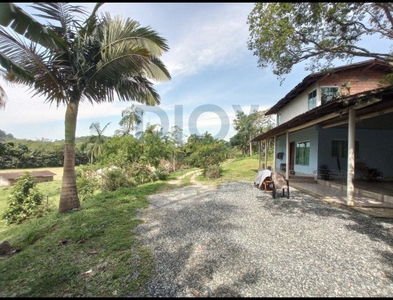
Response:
[[251, 85, 393, 142], [0, 170, 56, 180], [265, 59, 393, 115]]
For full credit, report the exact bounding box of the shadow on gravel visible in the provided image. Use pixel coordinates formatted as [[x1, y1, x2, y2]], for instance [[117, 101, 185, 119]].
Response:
[[256, 187, 393, 285], [257, 189, 393, 246], [137, 187, 250, 297], [136, 181, 393, 296]]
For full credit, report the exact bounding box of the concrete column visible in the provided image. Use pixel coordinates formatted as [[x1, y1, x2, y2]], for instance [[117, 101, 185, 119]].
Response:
[[286, 132, 290, 180], [347, 108, 355, 206], [273, 136, 277, 172]]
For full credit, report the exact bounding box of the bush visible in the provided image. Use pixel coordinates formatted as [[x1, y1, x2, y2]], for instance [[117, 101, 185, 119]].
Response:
[[101, 167, 132, 192], [204, 164, 221, 179], [76, 167, 99, 200], [127, 163, 159, 186], [2, 172, 48, 225]]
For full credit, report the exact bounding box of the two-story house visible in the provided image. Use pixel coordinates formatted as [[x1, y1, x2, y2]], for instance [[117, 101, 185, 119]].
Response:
[[250, 58, 393, 205]]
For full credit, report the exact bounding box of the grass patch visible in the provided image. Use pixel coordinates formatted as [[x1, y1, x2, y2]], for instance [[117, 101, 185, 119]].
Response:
[[0, 180, 166, 297], [195, 156, 268, 187], [0, 159, 260, 297]]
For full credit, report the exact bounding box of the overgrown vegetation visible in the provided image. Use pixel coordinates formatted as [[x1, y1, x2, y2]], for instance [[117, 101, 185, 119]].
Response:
[[2, 172, 52, 225], [0, 157, 260, 297]]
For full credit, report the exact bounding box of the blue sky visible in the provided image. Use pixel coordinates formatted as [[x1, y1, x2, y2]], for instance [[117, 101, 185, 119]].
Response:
[[0, 3, 389, 142]]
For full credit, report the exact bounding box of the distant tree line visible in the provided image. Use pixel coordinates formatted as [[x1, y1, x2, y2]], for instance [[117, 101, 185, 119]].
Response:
[[0, 129, 14, 140], [0, 136, 89, 169]]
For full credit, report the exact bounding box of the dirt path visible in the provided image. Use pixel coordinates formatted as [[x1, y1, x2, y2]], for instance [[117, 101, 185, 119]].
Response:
[[166, 169, 203, 186], [157, 169, 218, 194]]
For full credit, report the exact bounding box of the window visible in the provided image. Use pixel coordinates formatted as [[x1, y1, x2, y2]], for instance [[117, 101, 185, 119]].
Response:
[[277, 114, 281, 125], [331, 140, 359, 158], [308, 90, 317, 110], [321, 87, 339, 105], [296, 141, 310, 165]]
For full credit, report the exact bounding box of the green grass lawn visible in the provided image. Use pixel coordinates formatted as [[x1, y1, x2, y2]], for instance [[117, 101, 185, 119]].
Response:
[[196, 156, 265, 187], [0, 157, 261, 297]]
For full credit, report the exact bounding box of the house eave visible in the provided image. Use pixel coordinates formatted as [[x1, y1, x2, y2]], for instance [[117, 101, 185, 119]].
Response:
[[265, 59, 393, 115], [251, 86, 393, 142]]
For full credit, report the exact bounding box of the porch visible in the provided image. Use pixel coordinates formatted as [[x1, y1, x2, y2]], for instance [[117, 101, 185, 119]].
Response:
[[288, 173, 393, 217]]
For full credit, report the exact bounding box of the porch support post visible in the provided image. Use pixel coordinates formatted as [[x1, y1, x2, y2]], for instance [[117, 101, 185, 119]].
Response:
[[347, 108, 355, 206], [273, 136, 277, 172], [264, 140, 268, 169], [258, 141, 262, 170], [286, 131, 290, 180]]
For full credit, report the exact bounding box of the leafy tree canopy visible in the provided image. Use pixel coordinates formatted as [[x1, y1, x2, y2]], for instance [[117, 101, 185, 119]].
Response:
[[0, 129, 14, 140], [247, 2, 393, 83]]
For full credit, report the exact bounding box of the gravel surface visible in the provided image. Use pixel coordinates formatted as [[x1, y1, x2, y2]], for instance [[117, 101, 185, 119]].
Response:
[[133, 181, 393, 297]]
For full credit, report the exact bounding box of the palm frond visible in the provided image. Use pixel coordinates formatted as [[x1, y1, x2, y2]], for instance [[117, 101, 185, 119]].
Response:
[[0, 51, 34, 82], [0, 27, 69, 104], [30, 2, 88, 44], [80, 2, 105, 38], [83, 73, 160, 106], [100, 13, 170, 56], [0, 3, 67, 51]]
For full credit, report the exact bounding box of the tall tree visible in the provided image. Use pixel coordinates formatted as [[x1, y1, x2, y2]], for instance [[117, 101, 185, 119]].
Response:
[[82, 121, 111, 164], [232, 109, 273, 156], [160, 125, 184, 171], [117, 104, 144, 136], [0, 3, 171, 212], [138, 123, 167, 167], [247, 3, 393, 82]]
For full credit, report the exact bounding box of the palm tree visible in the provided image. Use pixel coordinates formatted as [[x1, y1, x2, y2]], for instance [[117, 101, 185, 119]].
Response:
[[0, 3, 67, 109], [83, 121, 110, 164], [117, 104, 144, 136], [0, 3, 171, 212]]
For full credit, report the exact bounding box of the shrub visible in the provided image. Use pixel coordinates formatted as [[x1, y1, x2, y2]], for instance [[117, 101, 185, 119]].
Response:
[[101, 167, 132, 192], [127, 162, 159, 186], [204, 164, 221, 179], [76, 167, 99, 200], [154, 166, 168, 181], [2, 172, 48, 225]]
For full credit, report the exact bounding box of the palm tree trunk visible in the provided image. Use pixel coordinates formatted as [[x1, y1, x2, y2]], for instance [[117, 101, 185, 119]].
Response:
[[59, 99, 80, 213]]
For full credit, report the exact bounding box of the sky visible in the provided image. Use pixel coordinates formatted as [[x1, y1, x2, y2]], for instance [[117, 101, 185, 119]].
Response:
[[0, 3, 390, 142]]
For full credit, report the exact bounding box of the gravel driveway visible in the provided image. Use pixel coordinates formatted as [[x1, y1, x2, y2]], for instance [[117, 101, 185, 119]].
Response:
[[133, 180, 393, 297]]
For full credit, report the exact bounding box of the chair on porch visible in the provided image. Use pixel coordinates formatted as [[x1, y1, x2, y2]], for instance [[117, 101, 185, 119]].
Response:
[[355, 162, 383, 182], [271, 171, 290, 199]]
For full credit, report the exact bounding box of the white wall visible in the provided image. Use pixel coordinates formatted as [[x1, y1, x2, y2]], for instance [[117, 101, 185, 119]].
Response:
[[275, 126, 319, 175], [277, 83, 320, 123]]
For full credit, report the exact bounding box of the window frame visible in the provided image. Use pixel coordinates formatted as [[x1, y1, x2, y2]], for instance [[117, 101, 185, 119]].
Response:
[[295, 140, 310, 166], [331, 139, 360, 158], [308, 89, 317, 110]]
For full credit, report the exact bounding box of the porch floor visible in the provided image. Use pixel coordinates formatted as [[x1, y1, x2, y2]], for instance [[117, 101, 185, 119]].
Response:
[[289, 177, 393, 218]]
